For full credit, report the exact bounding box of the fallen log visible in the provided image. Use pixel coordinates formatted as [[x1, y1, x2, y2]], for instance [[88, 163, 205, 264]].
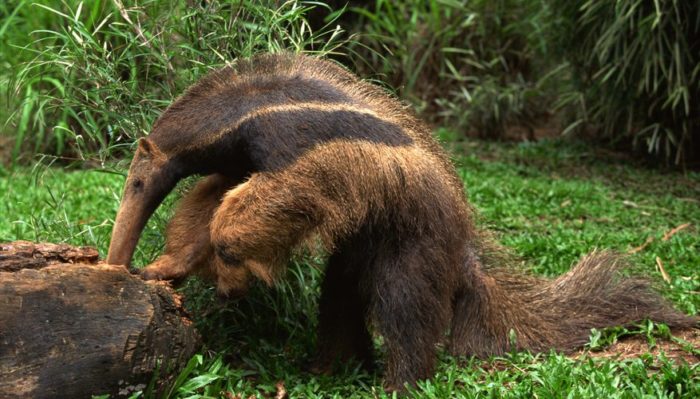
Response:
[[0, 241, 201, 399]]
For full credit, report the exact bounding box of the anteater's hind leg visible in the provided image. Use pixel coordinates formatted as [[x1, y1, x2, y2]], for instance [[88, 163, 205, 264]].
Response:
[[311, 244, 374, 374], [448, 265, 511, 358], [141, 174, 239, 281], [368, 241, 453, 391]]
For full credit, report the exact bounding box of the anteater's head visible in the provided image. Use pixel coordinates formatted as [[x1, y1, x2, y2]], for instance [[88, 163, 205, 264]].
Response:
[[107, 138, 181, 267]]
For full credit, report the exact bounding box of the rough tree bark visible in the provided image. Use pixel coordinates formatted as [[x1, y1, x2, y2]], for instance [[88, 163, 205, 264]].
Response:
[[0, 241, 201, 399]]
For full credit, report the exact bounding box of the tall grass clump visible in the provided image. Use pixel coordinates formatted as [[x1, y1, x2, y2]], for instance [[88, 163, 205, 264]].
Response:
[[2, 0, 347, 165], [550, 0, 700, 165], [349, 0, 558, 139]]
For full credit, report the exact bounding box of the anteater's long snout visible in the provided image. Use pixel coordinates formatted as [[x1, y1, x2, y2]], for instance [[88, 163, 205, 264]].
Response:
[[106, 194, 152, 267], [106, 139, 177, 268]]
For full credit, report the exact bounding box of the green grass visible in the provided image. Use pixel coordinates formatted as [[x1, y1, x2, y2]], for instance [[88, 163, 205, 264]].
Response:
[[1, 138, 698, 398]]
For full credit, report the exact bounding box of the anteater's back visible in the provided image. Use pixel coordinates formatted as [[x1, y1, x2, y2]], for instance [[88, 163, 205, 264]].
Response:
[[153, 53, 476, 246], [156, 54, 460, 182]]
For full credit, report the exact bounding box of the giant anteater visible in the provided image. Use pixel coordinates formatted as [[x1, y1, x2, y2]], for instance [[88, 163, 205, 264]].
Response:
[[107, 53, 696, 391]]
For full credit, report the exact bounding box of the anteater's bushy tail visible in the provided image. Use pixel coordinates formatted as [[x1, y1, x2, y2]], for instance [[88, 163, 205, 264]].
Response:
[[450, 251, 698, 357]]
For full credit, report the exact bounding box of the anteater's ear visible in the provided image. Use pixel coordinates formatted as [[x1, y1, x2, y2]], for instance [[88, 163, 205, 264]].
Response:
[[137, 138, 166, 160]]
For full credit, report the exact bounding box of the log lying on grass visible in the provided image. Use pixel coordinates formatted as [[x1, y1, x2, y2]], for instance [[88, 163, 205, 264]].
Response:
[[0, 241, 201, 399]]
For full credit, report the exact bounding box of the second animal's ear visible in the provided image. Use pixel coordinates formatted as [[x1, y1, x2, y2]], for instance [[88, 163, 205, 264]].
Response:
[[137, 138, 166, 160]]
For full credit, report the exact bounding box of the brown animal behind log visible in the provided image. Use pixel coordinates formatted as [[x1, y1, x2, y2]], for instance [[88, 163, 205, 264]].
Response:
[[107, 53, 697, 391]]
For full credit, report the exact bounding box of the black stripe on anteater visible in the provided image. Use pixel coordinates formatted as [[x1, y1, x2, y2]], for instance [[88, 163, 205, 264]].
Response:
[[167, 106, 413, 176], [150, 76, 357, 154]]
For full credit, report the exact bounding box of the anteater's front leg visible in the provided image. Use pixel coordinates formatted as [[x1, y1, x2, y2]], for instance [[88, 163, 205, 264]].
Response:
[[209, 172, 323, 295], [312, 247, 374, 374], [208, 171, 374, 370], [141, 174, 239, 281]]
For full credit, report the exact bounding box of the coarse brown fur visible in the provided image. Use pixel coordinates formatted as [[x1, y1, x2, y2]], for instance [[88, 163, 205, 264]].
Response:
[[107, 53, 698, 391]]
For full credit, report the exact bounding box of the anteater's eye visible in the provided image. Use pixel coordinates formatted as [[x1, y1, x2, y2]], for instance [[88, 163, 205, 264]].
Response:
[[132, 179, 143, 190]]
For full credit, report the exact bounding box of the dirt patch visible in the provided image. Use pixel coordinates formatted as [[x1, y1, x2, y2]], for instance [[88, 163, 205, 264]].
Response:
[[0, 135, 13, 167], [477, 328, 699, 376], [578, 328, 700, 365]]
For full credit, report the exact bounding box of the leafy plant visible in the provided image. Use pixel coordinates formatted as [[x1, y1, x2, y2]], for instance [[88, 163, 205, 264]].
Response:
[[549, 0, 700, 164], [3, 0, 349, 165], [349, 0, 558, 139]]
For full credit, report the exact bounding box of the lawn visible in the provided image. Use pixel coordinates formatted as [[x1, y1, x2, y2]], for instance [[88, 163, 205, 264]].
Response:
[[1, 138, 698, 398]]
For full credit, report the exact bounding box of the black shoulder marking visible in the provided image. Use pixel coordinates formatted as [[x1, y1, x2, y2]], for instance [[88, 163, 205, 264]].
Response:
[[237, 108, 413, 172], [150, 76, 355, 154]]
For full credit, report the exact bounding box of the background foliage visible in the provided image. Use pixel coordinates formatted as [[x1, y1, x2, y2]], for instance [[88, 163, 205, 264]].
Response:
[[346, 0, 700, 164], [1, 0, 346, 165], [549, 0, 700, 165], [347, 0, 556, 140], [2, 0, 700, 166]]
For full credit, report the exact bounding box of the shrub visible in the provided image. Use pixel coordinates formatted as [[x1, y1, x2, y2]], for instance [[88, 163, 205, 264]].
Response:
[[348, 0, 557, 139], [550, 0, 700, 164], [2, 0, 347, 165]]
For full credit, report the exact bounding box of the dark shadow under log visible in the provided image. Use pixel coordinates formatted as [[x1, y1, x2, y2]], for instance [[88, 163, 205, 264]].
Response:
[[0, 241, 201, 399]]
